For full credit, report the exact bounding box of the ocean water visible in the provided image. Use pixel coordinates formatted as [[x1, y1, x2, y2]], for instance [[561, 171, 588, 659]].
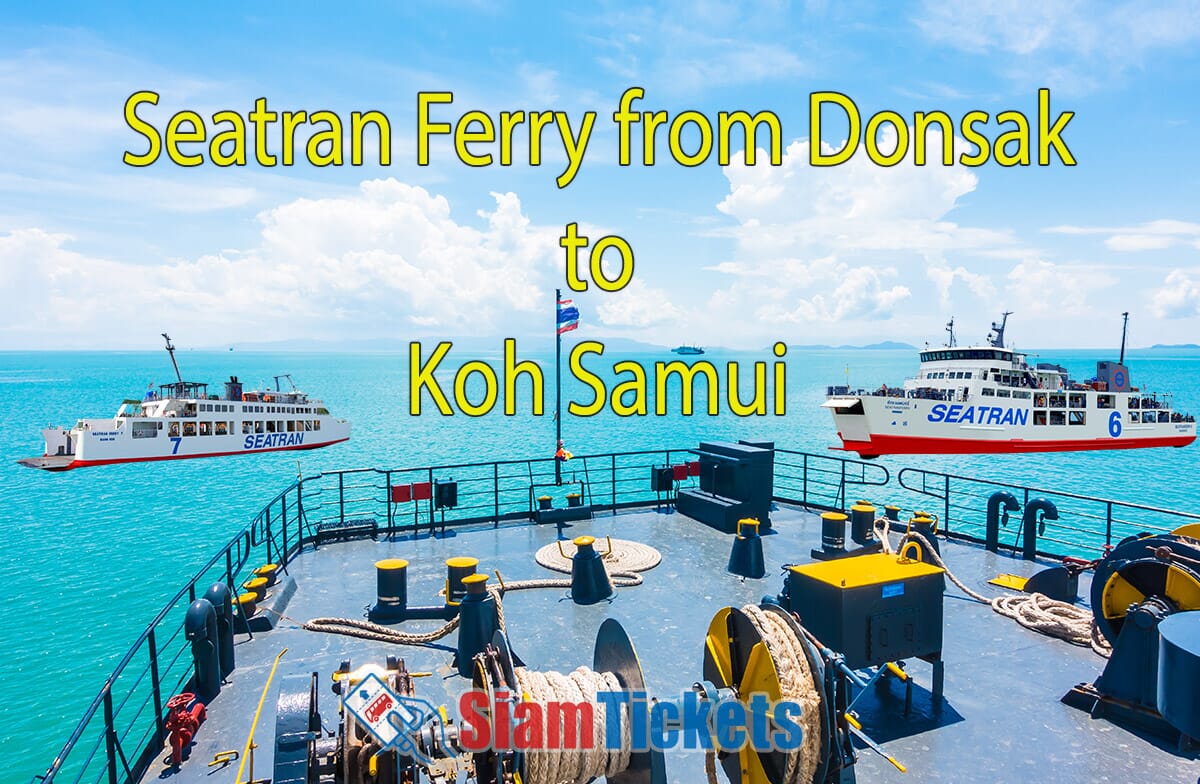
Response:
[[1, 345, 1197, 780]]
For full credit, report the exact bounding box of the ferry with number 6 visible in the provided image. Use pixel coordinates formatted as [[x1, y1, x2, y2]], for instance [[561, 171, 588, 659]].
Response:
[[18, 334, 351, 470], [824, 313, 1196, 457]]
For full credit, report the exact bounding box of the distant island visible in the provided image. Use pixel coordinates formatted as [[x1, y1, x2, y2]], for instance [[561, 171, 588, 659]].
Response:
[[784, 341, 917, 351], [1149, 343, 1200, 349]]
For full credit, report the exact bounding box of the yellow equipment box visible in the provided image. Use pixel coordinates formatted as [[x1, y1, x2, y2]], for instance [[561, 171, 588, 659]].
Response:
[[784, 551, 946, 670]]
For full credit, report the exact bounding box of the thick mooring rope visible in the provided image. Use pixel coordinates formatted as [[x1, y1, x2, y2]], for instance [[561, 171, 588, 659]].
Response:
[[874, 518, 1112, 657], [533, 537, 662, 576], [303, 538, 661, 645], [512, 665, 632, 784]]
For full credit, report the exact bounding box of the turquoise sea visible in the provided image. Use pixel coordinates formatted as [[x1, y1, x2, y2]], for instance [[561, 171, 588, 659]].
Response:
[[2, 346, 1198, 780]]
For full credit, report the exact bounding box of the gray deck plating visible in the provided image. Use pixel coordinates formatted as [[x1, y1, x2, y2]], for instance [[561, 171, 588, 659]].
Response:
[[163, 504, 1200, 784]]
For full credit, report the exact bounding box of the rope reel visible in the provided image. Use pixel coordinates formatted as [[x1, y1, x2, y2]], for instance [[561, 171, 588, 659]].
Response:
[[1091, 533, 1200, 645], [703, 605, 832, 784]]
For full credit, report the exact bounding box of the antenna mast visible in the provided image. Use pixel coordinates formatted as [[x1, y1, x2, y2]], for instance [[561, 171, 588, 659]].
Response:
[[1119, 311, 1129, 365], [945, 317, 956, 348], [989, 311, 1013, 348], [161, 333, 183, 384]]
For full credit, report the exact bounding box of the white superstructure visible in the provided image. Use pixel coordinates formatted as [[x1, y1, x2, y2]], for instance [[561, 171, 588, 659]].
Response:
[[823, 315, 1195, 458]]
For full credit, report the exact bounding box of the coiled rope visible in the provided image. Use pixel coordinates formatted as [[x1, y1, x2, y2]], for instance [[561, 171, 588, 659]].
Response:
[[874, 518, 1112, 657], [304, 538, 661, 645], [512, 665, 632, 784]]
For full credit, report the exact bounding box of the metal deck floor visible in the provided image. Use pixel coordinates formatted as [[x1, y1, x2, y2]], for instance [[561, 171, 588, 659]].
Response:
[[162, 504, 1199, 784]]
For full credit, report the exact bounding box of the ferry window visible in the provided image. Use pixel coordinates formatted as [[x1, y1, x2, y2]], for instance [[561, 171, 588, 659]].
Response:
[[317, 407, 329, 415], [1013, 390, 1031, 399], [1069, 411, 1086, 426], [183, 422, 196, 437], [1050, 411, 1066, 425], [266, 421, 276, 433], [242, 421, 253, 434], [1034, 411, 1047, 426], [1158, 411, 1170, 423], [1034, 393, 1047, 407], [964, 372, 972, 379], [255, 421, 264, 433], [1049, 394, 1066, 409], [1069, 393, 1087, 409], [287, 420, 296, 432], [215, 422, 228, 436], [314, 420, 321, 431], [1128, 398, 1140, 409], [304, 420, 313, 431], [199, 422, 212, 436], [1097, 395, 1113, 409], [132, 421, 158, 439], [982, 388, 995, 397], [997, 389, 1011, 398], [169, 422, 180, 437], [1130, 412, 1140, 423]]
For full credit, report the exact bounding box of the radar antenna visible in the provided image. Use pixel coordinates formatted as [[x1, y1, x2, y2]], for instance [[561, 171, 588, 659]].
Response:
[[988, 311, 1013, 348], [945, 317, 956, 348], [1119, 311, 1129, 365], [161, 333, 183, 384]]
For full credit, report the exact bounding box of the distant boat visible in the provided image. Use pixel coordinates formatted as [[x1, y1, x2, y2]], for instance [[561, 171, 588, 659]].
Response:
[[672, 345, 705, 355]]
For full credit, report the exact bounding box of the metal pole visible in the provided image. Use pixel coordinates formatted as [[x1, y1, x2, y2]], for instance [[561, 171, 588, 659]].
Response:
[[149, 629, 164, 751], [103, 688, 118, 784], [555, 288, 563, 486]]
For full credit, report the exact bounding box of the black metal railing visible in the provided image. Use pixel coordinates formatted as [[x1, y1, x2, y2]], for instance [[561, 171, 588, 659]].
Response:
[[38, 444, 1194, 783], [896, 466, 1200, 557]]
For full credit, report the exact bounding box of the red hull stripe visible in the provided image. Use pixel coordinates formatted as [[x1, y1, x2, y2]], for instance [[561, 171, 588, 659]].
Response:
[[58, 438, 350, 470], [837, 433, 1195, 457]]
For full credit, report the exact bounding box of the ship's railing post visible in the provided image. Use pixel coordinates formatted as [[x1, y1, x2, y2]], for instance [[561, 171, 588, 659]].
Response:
[[802, 453, 808, 505], [103, 687, 118, 784], [943, 475, 951, 532], [385, 471, 393, 532], [225, 548, 234, 597], [493, 463, 500, 527], [1105, 502, 1113, 548], [839, 460, 846, 509], [338, 472, 345, 527], [427, 467, 435, 532], [610, 454, 617, 514], [148, 629, 164, 751]]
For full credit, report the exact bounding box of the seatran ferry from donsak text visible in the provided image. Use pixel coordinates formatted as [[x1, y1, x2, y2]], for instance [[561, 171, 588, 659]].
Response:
[[18, 335, 351, 470], [823, 314, 1196, 458]]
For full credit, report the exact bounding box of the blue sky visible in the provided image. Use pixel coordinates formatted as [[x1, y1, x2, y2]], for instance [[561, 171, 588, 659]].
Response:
[[2, 1, 1199, 350]]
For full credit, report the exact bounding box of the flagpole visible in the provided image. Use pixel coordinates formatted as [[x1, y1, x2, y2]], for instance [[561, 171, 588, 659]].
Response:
[[555, 287, 562, 485]]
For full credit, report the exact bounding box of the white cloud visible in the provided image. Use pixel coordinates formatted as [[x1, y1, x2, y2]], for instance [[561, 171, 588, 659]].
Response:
[[1151, 269, 1200, 318], [0, 181, 562, 348], [593, 278, 682, 328], [1005, 259, 1118, 315], [1046, 219, 1200, 252], [914, 1, 1200, 92]]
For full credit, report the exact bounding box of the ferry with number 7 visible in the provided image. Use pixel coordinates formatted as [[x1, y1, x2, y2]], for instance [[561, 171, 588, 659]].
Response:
[[18, 334, 351, 470], [823, 313, 1196, 458]]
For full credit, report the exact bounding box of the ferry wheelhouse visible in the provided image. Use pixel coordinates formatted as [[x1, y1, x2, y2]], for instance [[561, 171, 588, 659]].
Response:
[[19, 335, 351, 470], [824, 315, 1196, 457]]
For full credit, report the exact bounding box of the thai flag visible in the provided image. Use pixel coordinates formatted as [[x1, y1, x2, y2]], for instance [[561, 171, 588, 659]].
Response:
[[557, 298, 580, 335]]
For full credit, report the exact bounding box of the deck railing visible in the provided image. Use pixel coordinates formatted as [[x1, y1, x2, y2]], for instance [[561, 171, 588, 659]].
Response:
[[33, 444, 1197, 783], [895, 466, 1200, 557]]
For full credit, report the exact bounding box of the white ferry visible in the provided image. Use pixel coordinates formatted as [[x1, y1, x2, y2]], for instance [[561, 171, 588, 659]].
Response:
[[18, 335, 351, 470], [823, 314, 1196, 457]]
